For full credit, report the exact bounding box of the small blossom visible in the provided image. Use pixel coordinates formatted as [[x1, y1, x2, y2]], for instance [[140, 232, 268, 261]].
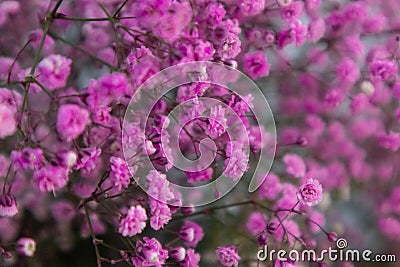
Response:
[[224, 141, 249, 181], [75, 147, 101, 173], [132, 237, 169, 267], [238, 0, 265, 17], [16, 238, 36, 257], [297, 178, 323, 206], [283, 154, 306, 178], [110, 156, 131, 191], [118, 205, 147, 237], [281, 1, 303, 22], [33, 165, 69, 192], [11, 147, 44, 170], [0, 104, 17, 139], [37, 54, 72, 90], [216, 245, 240, 267], [369, 60, 398, 81], [243, 51, 270, 80], [246, 211, 267, 236], [57, 104, 90, 142], [180, 248, 200, 267]]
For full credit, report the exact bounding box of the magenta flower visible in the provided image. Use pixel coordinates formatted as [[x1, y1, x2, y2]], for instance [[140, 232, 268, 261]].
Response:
[[238, 0, 265, 17], [243, 51, 270, 80], [110, 156, 131, 191], [369, 59, 398, 81], [283, 154, 306, 178], [75, 147, 101, 174], [132, 237, 169, 267], [0, 104, 16, 138], [36, 54, 72, 91], [11, 147, 44, 170], [118, 205, 147, 237], [33, 165, 69, 193], [180, 248, 200, 267], [57, 104, 90, 142], [246, 211, 267, 236], [216, 245, 240, 267], [297, 178, 323, 206]]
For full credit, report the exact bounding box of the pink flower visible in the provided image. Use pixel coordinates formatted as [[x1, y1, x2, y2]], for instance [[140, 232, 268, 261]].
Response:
[[283, 154, 306, 178], [33, 165, 69, 193], [180, 248, 200, 267], [179, 221, 204, 247], [336, 57, 360, 85], [132, 237, 169, 267], [297, 178, 323, 206], [0, 104, 17, 138], [16, 238, 36, 257], [75, 147, 101, 173], [110, 157, 131, 191], [149, 199, 172, 231], [216, 245, 240, 267], [57, 104, 90, 142], [281, 1, 303, 22], [246, 211, 267, 236], [238, 0, 265, 17], [369, 60, 398, 81], [37, 54, 72, 90], [11, 147, 44, 170], [243, 51, 270, 80], [118, 205, 147, 237], [258, 173, 283, 200], [224, 141, 249, 181], [0, 193, 18, 217], [308, 18, 325, 42], [207, 105, 227, 138], [376, 131, 400, 151]]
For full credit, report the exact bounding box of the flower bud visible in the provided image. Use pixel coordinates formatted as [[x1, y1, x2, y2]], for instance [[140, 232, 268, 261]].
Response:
[[0, 193, 18, 217], [16, 237, 36, 257], [170, 247, 186, 262], [327, 232, 338, 242], [181, 206, 195, 216]]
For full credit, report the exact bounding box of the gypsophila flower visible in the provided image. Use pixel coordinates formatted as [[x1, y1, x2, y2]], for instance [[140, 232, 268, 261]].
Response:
[[297, 178, 323, 206], [216, 245, 240, 267], [118, 205, 147, 237], [33, 165, 69, 193], [180, 248, 200, 267], [110, 156, 131, 191], [243, 51, 270, 80], [132, 237, 168, 267], [0, 104, 16, 139], [57, 104, 90, 142], [283, 154, 306, 178], [36, 54, 72, 91]]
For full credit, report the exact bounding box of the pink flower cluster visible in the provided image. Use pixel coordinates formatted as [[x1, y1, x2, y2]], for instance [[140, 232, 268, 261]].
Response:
[[0, 0, 399, 266]]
